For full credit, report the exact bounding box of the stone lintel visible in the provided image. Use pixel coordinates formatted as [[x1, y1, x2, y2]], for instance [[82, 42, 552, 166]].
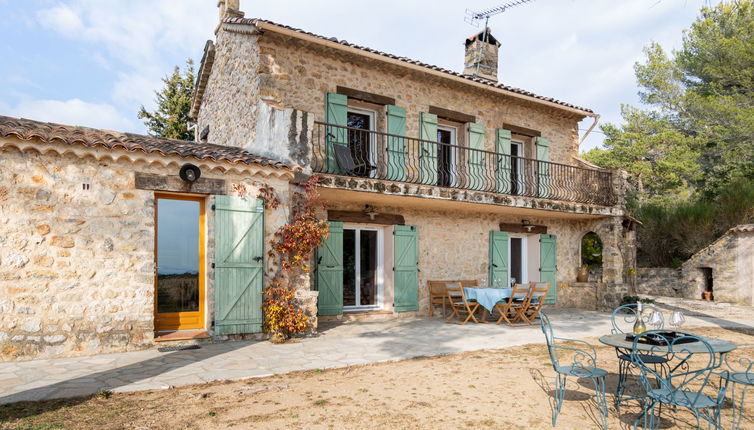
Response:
[[135, 172, 226, 195], [328, 210, 405, 226]]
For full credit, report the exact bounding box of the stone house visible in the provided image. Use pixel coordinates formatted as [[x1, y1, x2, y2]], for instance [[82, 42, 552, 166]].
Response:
[[0, 2, 635, 362], [0, 117, 303, 361], [191, 3, 636, 317]]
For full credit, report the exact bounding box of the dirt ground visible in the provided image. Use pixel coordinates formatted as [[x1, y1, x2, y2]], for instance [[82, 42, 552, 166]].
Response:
[[1, 326, 753, 430]]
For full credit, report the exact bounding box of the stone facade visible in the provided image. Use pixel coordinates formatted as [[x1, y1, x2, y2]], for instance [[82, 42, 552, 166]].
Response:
[[0, 139, 295, 361], [196, 26, 586, 166], [321, 197, 633, 314], [633, 226, 754, 306]]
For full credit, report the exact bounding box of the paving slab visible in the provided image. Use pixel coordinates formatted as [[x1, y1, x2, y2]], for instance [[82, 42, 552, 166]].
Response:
[[1, 308, 753, 405]]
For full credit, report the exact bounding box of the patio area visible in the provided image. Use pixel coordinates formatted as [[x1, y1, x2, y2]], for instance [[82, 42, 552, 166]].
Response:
[[2, 308, 754, 407]]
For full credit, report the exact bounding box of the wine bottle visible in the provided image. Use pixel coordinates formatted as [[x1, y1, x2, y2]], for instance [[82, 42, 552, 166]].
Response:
[[633, 302, 646, 335]]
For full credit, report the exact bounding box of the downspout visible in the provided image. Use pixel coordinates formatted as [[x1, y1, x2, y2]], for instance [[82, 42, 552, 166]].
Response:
[[579, 113, 600, 147]]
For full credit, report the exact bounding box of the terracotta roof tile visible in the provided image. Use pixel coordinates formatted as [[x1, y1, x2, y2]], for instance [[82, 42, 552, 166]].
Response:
[[0, 115, 292, 170], [223, 17, 593, 114]]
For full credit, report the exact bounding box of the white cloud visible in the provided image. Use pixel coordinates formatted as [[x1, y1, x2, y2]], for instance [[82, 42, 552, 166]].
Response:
[[8, 98, 137, 132]]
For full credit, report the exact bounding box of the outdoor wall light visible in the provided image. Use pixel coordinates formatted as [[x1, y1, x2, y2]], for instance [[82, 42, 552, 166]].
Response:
[[521, 219, 535, 232], [179, 163, 201, 183], [364, 205, 379, 220]]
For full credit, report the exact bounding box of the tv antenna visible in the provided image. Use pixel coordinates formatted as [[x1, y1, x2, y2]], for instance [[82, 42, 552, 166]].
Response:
[[464, 0, 536, 77]]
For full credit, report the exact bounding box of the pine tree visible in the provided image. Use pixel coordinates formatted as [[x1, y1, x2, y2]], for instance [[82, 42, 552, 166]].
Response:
[[138, 59, 195, 141]]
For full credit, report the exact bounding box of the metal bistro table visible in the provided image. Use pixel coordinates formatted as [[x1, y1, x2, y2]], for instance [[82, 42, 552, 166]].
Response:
[[599, 333, 738, 407], [463, 287, 512, 322]]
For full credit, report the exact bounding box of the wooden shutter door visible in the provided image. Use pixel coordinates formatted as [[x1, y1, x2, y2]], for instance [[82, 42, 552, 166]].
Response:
[[419, 113, 438, 185], [386, 105, 407, 182], [536, 137, 550, 198], [325, 92, 348, 173], [489, 231, 510, 287], [496, 129, 512, 194], [316, 222, 344, 316], [214, 196, 264, 335], [394, 225, 419, 312], [468, 123, 486, 190], [539, 234, 557, 304]]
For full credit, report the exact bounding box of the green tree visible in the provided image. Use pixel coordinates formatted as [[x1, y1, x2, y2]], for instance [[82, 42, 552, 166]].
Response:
[[585, 1, 754, 199], [138, 59, 195, 141]]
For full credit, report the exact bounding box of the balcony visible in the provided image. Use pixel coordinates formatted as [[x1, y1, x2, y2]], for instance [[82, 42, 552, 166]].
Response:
[[311, 122, 616, 207]]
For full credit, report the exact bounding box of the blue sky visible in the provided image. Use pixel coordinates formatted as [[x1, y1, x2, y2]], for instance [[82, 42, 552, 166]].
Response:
[[0, 0, 721, 151]]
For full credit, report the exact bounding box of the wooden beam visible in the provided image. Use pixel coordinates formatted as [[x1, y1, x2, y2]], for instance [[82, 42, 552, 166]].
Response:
[[336, 86, 396, 106], [135, 172, 226, 195], [429, 106, 476, 124], [499, 222, 547, 234], [503, 123, 541, 137], [328, 210, 405, 226]]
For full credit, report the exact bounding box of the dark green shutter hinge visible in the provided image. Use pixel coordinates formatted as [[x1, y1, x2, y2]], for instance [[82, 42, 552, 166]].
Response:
[[211, 204, 216, 211]]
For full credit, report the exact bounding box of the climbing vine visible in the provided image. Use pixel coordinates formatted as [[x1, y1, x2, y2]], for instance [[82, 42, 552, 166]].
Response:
[[234, 177, 328, 342]]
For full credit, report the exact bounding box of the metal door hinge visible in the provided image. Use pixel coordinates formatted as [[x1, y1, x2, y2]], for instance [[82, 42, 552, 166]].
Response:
[[211, 262, 216, 269], [211, 204, 216, 211]]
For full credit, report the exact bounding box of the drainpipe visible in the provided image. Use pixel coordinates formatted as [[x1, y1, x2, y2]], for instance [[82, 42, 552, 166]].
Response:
[[579, 113, 600, 147]]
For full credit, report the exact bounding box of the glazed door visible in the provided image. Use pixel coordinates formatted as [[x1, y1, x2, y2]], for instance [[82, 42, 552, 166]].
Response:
[[154, 195, 205, 331]]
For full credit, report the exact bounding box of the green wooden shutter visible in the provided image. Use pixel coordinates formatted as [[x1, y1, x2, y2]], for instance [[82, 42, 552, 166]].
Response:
[[419, 113, 438, 185], [536, 137, 550, 198], [325, 92, 348, 173], [540, 233, 557, 304], [495, 129, 512, 194], [489, 231, 510, 288], [394, 225, 419, 312], [468, 123, 486, 190], [214, 196, 265, 335], [386, 105, 407, 182], [316, 221, 344, 316]]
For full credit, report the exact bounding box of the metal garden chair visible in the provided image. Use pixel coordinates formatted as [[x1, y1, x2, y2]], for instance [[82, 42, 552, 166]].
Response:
[[719, 343, 754, 430], [540, 312, 609, 429], [611, 304, 670, 409], [630, 330, 729, 430]]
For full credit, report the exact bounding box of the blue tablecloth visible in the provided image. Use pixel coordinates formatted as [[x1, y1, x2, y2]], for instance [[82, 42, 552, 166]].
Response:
[[463, 287, 513, 312]]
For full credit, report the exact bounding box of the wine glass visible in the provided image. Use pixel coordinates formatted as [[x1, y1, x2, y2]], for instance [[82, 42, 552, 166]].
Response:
[[648, 311, 664, 331], [670, 311, 686, 330]]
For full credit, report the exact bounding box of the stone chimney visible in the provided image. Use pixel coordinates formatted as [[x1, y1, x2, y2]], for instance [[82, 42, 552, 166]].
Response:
[[217, 0, 244, 20], [463, 28, 501, 81]]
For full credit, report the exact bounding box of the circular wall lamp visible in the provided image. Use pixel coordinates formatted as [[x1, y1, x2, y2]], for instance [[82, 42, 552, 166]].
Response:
[[179, 163, 201, 183]]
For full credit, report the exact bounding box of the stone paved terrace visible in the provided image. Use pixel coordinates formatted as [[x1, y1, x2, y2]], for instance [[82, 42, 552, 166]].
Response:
[[2, 308, 754, 405]]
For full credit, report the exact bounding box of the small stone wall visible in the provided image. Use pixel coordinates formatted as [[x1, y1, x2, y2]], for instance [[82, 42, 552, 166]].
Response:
[[555, 282, 631, 312], [635, 268, 684, 298]]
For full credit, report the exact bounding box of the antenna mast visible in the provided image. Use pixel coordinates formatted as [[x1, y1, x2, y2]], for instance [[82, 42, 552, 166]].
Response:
[[464, 0, 535, 77]]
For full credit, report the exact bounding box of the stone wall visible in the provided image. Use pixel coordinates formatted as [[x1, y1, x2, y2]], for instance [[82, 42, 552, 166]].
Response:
[[197, 27, 586, 166], [321, 199, 631, 314], [0, 144, 294, 361], [635, 268, 684, 298]]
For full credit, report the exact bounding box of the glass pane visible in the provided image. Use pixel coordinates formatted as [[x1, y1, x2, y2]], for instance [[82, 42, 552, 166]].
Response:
[[343, 229, 356, 306], [510, 237, 522, 285], [157, 199, 200, 313], [347, 112, 372, 177], [360, 230, 378, 306]]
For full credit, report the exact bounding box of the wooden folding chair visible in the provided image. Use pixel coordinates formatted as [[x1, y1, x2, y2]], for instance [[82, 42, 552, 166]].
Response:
[[459, 279, 479, 288], [521, 282, 549, 325], [445, 282, 480, 324], [494, 283, 532, 326], [428, 281, 450, 317]]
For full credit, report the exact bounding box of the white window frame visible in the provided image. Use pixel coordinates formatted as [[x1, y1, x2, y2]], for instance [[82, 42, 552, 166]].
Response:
[[347, 106, 378, 178], [436, 124, 458, 187], [508, 234, 528, 286], [343, 224, 384, 312]]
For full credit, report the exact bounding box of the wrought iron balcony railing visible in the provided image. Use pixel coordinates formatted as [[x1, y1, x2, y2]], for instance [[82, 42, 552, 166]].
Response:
[[311, 121, 616, 206]]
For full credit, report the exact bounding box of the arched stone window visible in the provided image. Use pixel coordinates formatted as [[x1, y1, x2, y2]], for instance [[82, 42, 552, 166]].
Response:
[[581, 232, 603, 269]]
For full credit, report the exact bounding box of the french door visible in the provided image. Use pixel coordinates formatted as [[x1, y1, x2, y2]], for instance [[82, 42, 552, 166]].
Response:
[[154, 194, 205, 331], [342, 226, 383, 311]]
